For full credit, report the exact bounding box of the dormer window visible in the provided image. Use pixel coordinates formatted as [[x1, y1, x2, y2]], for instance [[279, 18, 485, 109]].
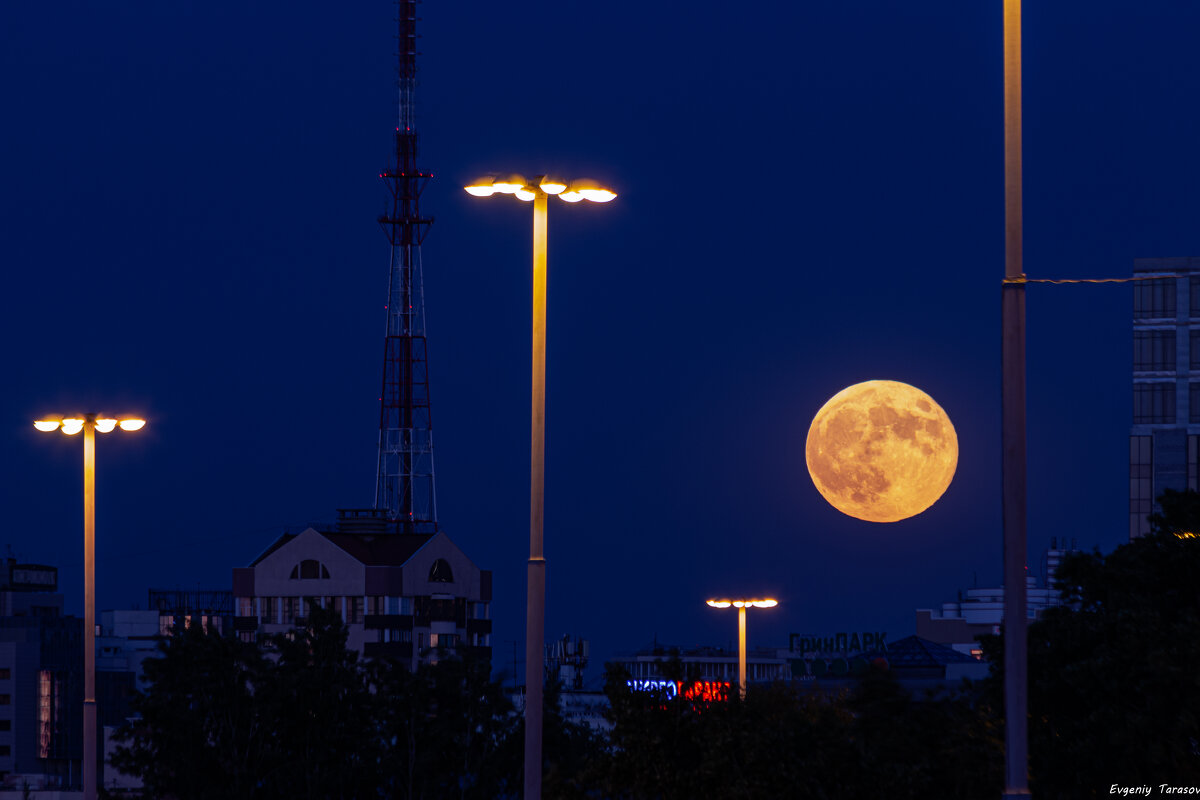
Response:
[[429, 558, 453, 583], [289, 559, 330, 580]]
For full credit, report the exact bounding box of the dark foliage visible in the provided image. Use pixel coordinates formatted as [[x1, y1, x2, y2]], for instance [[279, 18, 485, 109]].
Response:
[[598, 661, 1000, 800], [108, 618, 271, 800], [109, 608, 520, 800], [367, 647, 514, 800], [983, 498, 1200, 798]]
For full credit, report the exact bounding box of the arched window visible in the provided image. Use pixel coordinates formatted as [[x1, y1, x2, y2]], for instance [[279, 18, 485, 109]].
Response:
[[289, 559, 331, 580], [429, 558, 453, 583]]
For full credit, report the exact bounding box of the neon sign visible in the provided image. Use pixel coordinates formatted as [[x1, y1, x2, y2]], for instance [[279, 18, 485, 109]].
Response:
[[626, 679, 731, 701]]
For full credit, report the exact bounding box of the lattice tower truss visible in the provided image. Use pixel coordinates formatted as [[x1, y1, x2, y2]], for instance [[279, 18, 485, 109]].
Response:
[[375, 0, 437, 531]]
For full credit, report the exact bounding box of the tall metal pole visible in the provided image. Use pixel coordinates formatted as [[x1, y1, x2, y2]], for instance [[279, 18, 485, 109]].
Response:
[[737, 606, 747, 699], [1001, 0, 1030, 795], [83, 416, 97, 800], [524, 189, 549, 800]]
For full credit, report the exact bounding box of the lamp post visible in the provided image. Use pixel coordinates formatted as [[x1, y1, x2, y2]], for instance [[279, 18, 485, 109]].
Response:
[[34, 414, 145, 800], [705, 598, 778, 698], [465, 174, 615, 800], [1000, 0, 1030, 796]]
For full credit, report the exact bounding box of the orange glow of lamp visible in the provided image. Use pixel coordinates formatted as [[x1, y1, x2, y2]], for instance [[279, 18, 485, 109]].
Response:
[[706, 597, 778, 698], [33, 413, 145, 800], [465, 171, 615, 800]]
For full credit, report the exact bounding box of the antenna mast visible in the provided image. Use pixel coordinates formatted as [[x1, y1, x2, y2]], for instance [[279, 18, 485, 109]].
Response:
[[375, 0, 437, 532]]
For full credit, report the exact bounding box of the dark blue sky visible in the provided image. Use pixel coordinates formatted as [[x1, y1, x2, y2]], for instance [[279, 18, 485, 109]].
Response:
[[3, 1, 1198, 680]]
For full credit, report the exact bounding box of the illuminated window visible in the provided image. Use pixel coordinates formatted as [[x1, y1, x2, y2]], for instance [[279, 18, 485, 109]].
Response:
[[429, 559, 453, 583], [237, 597, 254, 617], [1135, 330, 1175, 371], [1135, 278, 1176, 319], [38, 671, 52, 758], [1134, 383, 1175, 424]]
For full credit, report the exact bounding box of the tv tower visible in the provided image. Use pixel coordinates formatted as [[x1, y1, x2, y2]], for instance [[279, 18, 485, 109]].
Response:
[[375, 0, 437, 532]]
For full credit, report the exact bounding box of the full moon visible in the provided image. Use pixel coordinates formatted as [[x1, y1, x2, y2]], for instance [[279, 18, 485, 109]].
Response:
[[805, 380, 957, 523]]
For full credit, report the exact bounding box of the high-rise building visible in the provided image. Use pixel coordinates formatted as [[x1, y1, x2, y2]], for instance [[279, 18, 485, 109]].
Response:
[[0, 558, 82, 791], [1130, 257, 1200, 538]]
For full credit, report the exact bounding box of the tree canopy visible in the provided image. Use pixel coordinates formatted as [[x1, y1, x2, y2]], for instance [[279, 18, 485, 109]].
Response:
[[982, 495, 1200, 798]]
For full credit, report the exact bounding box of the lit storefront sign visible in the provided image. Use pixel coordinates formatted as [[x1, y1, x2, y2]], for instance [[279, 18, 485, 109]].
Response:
[[626, 679, 731, 702]]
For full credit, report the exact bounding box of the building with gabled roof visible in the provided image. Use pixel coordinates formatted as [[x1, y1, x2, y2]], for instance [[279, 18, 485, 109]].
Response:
[[231, 510, 491, 669], [857, 635, 989, 685]]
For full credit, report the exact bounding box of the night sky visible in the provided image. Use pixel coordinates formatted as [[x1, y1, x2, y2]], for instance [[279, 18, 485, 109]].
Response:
[[3, 1, 1199, 682]]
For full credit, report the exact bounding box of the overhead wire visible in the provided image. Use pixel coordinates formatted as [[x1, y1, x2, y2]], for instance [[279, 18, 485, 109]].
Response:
[[1003, 274, 1186, 285]]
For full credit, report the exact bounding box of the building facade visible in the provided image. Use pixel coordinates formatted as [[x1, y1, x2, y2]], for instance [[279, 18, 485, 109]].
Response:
[[232, 511, 491, 669], [613, 644, 790, 685], [915, 541, 1076, 655], [0, 559, 81, 792], [1130, 257, 1200, 538]]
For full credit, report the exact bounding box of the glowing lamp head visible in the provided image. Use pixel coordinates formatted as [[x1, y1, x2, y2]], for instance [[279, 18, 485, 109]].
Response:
[[33, 420, 61, 432], [60, 419, 85, 435], [514, 185, 537, 202], [708, 597, 777, 609], [567, 178, 617, 203], [538, 176, 567, 195], [491, 174, 527, 194], [119, 419, 146, 432], [557, 190, 585, 203], [94, 419, 118, 433], [464, 176, 497, 197]]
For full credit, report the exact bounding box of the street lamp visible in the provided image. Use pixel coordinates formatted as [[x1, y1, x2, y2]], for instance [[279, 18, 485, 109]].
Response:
[[999, 0, 1030, 796], [465, 173, 615, 800], [34, 413, 145, 800], [706, 598, 778, 698]]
